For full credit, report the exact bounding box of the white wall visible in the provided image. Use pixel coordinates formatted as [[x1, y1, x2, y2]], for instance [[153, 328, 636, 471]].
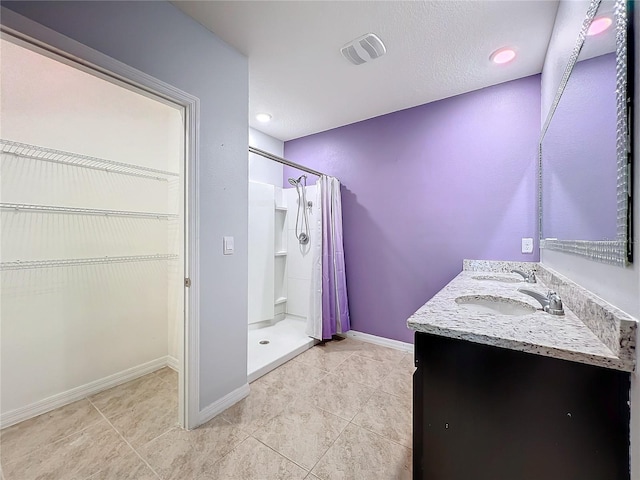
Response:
[[284, 185, 317, 318], [248, 181, 275, 324], [247, 128, 286, 326], [0, 38, 183, 414], [540, 2, 640, 476], [249, 127, 284, 186], [540, 0, 591, 124], [1, 1, 249, 413]]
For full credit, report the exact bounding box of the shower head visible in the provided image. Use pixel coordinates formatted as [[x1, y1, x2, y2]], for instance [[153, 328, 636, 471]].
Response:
[[288, 175, 306, 186]]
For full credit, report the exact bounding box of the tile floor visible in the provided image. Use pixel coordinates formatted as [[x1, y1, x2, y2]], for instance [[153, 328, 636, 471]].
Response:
[[1, 337, 414, 479]]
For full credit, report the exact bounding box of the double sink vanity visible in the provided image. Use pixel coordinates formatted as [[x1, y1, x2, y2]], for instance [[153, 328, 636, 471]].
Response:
[[405, 0, 636, 475], [408, 260, 636, 480]]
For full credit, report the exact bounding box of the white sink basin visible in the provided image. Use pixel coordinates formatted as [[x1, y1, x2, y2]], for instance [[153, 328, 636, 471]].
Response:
[[471, 275, 520, 283], [455, 295, 536, 316]]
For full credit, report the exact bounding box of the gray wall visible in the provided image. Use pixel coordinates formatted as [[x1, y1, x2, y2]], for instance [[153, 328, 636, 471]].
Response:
[[2, 1, 249, 412]]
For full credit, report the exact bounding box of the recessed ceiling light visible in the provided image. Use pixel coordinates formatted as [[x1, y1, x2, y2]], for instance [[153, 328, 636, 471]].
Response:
[[256, 113, 272, 123], [490, 47, 516, 65], [587, 17, 613, 36]]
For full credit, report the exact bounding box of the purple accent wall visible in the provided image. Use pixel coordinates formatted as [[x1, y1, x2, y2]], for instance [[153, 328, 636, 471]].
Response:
[[284, 75, 541, 343], [542, 53, 617, 241]]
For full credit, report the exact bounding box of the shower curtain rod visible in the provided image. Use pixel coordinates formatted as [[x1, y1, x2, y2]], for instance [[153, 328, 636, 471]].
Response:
[[249, 146, 326, 178]]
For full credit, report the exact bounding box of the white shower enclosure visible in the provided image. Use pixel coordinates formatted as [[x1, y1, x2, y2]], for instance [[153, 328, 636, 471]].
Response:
[[247, 130, 316, 381]]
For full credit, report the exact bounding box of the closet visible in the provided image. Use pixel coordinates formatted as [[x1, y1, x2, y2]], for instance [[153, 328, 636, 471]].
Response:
[[0, 39, 184, 426]]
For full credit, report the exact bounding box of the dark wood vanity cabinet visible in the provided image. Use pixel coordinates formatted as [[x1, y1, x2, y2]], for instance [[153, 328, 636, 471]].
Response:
[[413, 332, 631, 480]]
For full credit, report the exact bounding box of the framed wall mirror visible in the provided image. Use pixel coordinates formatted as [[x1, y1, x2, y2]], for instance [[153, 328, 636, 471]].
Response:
[[539, 0, 634, 265]]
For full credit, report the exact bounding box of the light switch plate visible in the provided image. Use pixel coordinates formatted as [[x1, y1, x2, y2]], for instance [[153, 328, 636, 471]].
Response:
[[521, 237, 534, 254], [223, 236, 234, 255]]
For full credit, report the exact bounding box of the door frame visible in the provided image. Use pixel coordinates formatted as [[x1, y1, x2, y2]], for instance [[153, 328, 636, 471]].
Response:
[[1, 8, 201, 429]]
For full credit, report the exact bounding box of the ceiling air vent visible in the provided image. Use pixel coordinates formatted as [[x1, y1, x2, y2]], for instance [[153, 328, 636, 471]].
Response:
[[340, 33, 386, 65]]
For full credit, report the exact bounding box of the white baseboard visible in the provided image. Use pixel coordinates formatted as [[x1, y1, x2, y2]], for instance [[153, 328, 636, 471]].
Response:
[[1, 356, 172, 429], [340, 330, 414, 353], [166, 355, 179, 371], [197, 383, 250, 426]]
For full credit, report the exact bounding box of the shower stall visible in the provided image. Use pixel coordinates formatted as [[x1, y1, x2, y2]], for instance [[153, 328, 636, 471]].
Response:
[[247, 141, 321, 381]]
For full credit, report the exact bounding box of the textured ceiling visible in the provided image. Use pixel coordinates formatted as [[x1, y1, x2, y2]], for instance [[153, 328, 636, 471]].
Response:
[[580, 0, 616, 61], [173, 1, 560, 141]]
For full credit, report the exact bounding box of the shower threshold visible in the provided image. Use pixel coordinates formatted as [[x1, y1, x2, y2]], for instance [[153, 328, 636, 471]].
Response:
[[247, 316, 316, 383]]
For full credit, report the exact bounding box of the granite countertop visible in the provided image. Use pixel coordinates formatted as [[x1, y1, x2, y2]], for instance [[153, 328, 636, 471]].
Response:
[[407, 261, 636, 372]]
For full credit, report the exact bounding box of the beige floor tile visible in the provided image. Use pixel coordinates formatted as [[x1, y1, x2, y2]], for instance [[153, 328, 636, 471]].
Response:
[[3, 421, 131, 480], [352, 390, 413, 448], [311, 423, 412, 480], [333, 354, 393, 388], [222, 380, 297, 434], [2, 338, 418, 480], [321, 337, 366, 354], [253, 399, 349, 470], [86, 451, 158, 479], [293, 345, 353, 373], [354, 343, 407, 365], [0, 399, 102, 464], [256, 359, 328, 396], [155, 367, 179, 388], [380, 368, 414, 401], [306, 373, 374, 421], [139, 417, 248, 480], [89, 373, 167, 419], [204, 437, 307, 480], [398, 352, 416, 372], [107, 385, 178, 448]]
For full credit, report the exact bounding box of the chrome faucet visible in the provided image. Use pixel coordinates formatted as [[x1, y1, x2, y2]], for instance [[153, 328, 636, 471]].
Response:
[[518, 288, 564, 315], [511, 269, 536, 283]]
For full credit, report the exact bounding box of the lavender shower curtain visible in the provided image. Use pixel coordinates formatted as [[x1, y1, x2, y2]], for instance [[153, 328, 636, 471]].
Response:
[[307, 175, 350, 340]]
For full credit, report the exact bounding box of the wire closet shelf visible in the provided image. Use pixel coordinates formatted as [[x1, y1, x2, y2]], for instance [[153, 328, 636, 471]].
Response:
[[0, 202, 179, 220], [0, 254, 179, 271], [1, 140, 181, 271], [0, 139, 179, 181]]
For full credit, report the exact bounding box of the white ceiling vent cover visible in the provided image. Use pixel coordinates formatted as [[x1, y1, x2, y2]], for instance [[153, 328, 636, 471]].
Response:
[[340, 33, 386, 65]]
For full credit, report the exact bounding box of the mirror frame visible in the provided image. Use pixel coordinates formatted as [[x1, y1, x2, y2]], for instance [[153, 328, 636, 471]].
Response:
[[539, 0, 634, 266]]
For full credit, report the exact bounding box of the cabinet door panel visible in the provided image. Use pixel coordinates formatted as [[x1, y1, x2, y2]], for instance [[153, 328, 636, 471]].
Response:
[[413, 332, 630, 480]]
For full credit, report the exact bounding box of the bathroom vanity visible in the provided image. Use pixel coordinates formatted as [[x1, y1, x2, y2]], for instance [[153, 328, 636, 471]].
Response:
[[407, 261, 636, 480]]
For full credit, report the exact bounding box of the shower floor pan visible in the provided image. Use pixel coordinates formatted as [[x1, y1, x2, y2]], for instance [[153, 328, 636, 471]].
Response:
[[247, 317, 316, 383]]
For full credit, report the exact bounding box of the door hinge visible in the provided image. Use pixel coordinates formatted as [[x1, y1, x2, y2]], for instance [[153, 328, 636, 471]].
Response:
[[184, 278, 191, 288]]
